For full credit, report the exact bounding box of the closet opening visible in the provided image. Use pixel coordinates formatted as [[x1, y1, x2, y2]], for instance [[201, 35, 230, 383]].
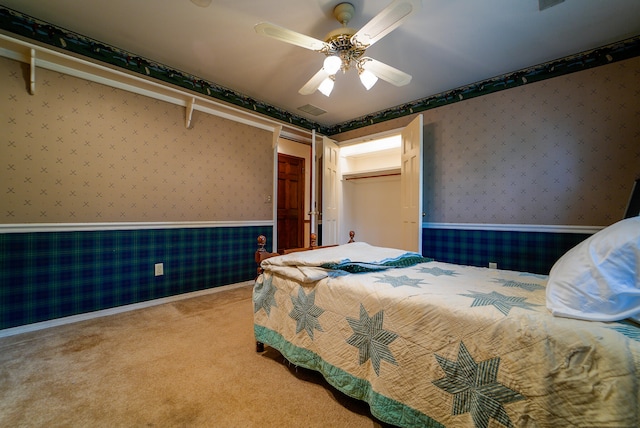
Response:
[[339, 133, 404, 249]]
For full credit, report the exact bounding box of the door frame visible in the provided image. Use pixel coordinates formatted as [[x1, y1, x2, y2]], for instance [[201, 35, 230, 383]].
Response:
[[321, 118, 423, 251], [273, 118, 423, 253], [274, 135, 313, 252]]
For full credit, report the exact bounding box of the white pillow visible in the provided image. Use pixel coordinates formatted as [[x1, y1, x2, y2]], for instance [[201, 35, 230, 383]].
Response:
[[546, 216, 640, 321]]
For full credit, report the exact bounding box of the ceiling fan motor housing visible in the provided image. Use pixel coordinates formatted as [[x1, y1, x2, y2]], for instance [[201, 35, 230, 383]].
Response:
[[323, 27, 366, 72], [320, 2, 368, 72]]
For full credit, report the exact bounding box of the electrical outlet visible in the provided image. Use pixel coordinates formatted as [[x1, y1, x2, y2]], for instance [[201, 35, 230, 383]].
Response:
[[489, 262, 498, 269], [154, 263, 164, 276]]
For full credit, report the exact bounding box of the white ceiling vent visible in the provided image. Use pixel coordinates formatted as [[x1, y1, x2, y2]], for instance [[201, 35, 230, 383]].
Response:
[[297, 104, 327, 116], [539, 0, 565, 11]]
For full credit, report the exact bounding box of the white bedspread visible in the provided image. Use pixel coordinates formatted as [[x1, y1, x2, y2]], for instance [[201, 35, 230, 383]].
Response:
[[253, 245, 640, 427], [259, 242, 425, 283]]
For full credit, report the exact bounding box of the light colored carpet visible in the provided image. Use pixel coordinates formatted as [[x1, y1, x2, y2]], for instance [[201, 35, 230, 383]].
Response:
[[0, 285, 389, 427]]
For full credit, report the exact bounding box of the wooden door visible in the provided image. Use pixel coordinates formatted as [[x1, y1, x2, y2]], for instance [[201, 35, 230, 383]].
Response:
[[400, 114, 423, 252], [277, 153, 305, 254]]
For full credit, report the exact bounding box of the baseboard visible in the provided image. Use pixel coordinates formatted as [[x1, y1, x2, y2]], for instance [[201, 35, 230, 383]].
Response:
[[0, 281, 253, 338]]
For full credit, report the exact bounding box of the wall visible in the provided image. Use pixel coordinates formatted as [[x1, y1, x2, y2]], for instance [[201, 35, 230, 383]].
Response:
[[340, 146, 402, 248], [421, 57, 640, 226], [335, 56, 640, 227], [421, 227, 589, 275], [0, 56, 274, 330], [3, 50, 640, 329], [342, 176, 402, 248], [333, 56, 640, 273], [0, 225, 273, 329], [1, 57, 273, 223]]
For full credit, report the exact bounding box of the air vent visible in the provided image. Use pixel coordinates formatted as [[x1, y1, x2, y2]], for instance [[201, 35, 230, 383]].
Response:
[[297, 104, 327, 116], [539, 0, 564, 11]]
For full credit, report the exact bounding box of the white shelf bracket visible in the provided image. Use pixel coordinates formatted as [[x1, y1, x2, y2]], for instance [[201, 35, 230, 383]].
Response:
[[185, 97, 195, 128], [29, 48, 36, 95]]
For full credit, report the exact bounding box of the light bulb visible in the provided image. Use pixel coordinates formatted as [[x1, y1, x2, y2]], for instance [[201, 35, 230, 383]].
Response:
[[318, 76, 335, 97], [323, 56, 342, 75], [359, 69, 378, 90]]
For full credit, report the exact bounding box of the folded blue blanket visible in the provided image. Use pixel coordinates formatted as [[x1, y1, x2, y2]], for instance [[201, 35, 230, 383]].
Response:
[[321, 254, 433, 274]]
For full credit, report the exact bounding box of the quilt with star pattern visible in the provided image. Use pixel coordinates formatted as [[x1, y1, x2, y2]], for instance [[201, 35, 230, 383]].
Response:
[[253, 242, 640, 428]]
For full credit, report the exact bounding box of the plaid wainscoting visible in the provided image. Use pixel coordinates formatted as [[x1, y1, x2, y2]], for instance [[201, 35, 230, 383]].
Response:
[[1, 225, 587, 330], [422, 227, 591, 275], [0, 225, 272, 330]]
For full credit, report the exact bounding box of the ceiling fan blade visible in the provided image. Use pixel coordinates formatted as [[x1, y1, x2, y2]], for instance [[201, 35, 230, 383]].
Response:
[[361, 58, 412, 87], [299, 69, 329, 95], [352, 0, 421, 47], [255, 22, 328, 51]]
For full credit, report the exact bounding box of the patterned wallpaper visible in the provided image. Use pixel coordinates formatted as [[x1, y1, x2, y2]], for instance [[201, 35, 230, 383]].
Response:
[[336, 56, 640, 227], [2, 53, 639, 227], [1, 56, 274, 223]]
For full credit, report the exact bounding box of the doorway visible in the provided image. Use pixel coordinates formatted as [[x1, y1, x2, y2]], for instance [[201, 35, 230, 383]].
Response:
[[277, 153, 305, 254], [322, 114, 423, 251]]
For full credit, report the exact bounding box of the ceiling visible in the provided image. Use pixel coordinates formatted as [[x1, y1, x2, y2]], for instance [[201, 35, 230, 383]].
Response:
[[1, 0, 640, 129]]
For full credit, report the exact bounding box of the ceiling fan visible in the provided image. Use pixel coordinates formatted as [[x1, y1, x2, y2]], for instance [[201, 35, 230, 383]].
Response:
[[255, 0, 421, 96]]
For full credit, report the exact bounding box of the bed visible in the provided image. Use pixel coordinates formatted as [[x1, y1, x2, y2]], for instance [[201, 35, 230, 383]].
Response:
[[252, 218, 640, 427]]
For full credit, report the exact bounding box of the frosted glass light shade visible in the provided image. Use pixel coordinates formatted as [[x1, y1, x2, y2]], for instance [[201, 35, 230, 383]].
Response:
[[318, 76, 335, 96], [323, 56, 342, 75], [359, 69, 378, 90]]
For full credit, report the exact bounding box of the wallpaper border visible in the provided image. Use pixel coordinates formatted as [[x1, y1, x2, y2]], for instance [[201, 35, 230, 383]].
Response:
[[0, 221, 274, 234], [1, 6, 639, 135]]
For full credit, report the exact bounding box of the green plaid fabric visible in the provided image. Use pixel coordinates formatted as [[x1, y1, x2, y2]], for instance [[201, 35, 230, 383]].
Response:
[[422, 227, 591, 275], [0, 226, 272, 330], [0, 225, 591, 331]]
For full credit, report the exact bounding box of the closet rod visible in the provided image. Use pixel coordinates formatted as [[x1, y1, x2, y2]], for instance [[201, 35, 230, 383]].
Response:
[[344, 172, 401, 181]]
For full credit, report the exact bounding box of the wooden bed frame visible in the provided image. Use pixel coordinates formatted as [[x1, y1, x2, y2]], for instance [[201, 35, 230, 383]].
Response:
[[254, 231, 355, 275], [254, 231, 355, 352]]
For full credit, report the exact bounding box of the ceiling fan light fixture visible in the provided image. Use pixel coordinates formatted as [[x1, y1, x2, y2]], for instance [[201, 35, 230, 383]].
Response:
[[256, 1, 419, 96], [359, 69, 378, 90], [318, 76, 335, 96], [323, 55, 342, 75]]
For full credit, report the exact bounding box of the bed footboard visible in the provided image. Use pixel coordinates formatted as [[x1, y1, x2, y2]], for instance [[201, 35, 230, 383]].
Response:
[[254, 231, 355, 353]]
